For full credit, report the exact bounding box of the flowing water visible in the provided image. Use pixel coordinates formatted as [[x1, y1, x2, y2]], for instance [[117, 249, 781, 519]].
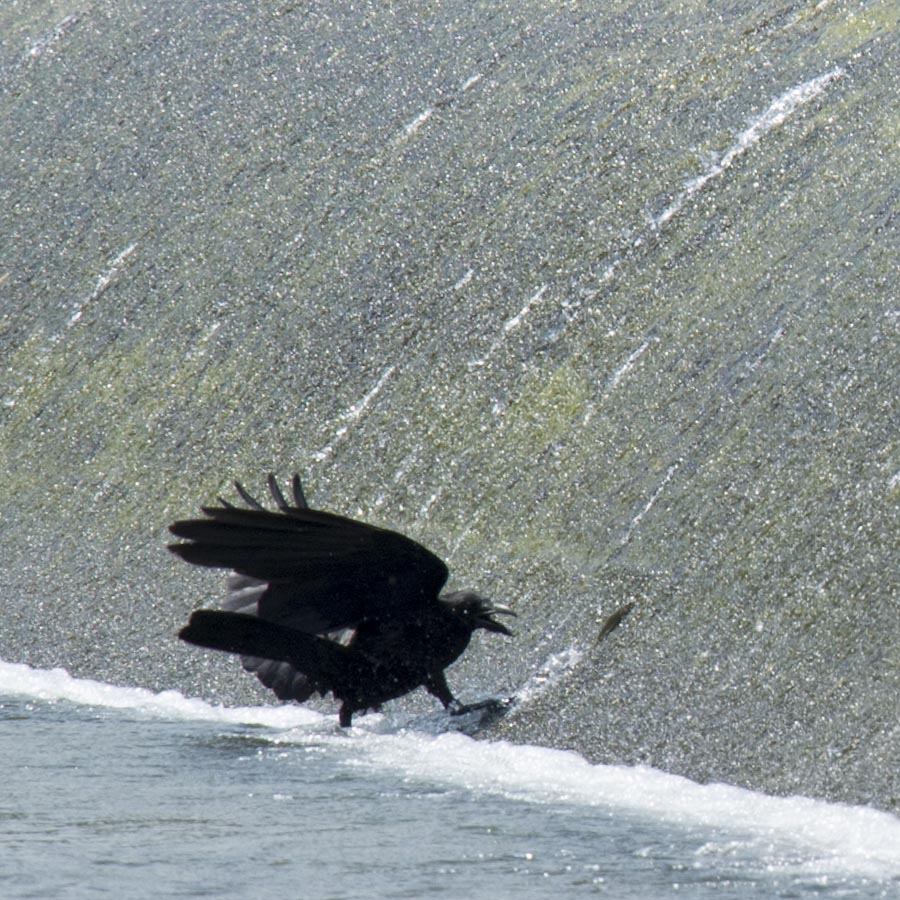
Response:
[[3, 661, 898, 899], [1, 0, 898, 814]]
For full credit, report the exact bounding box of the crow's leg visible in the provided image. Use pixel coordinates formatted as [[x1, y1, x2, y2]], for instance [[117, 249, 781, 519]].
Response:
[[424, 671, 458, 710], [338, 704, 353, 727]]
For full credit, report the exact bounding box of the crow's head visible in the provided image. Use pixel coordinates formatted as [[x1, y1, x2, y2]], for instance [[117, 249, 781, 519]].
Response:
[[440, 590, 516, 636]]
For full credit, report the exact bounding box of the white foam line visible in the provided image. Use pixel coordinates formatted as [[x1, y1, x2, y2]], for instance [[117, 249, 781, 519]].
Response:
[[313, 364, 396, 462], [67, 243, 138, 330], [5, 659, 900, 879], [468, 285, 549, 368], [621, 461, 680, 544], [354, 732, 900, 879], [655, 68, 845, 227], [0, 659, 321, 728]]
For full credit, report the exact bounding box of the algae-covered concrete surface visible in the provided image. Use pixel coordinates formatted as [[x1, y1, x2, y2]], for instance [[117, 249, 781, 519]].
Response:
[[1, 1, 897, 810]]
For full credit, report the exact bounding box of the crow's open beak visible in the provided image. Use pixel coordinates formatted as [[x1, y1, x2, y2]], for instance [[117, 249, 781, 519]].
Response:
[[480, 603, 517, 636]]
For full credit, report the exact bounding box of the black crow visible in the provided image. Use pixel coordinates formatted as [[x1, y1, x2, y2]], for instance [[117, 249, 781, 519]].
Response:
[[170, 475, 515, 726]]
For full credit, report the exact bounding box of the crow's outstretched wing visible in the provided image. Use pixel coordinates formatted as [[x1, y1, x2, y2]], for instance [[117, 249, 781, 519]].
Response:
[[168, 475, 449, 633]]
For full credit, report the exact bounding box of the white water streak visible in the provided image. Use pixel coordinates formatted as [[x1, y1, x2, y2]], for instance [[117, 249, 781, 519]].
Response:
[[313, 365, 396, 462], [583, 336, 659, 425], [468, 285, 549, 368], [609, 337, 657, 391], [462, 73, 483, 92], [622, 461, 680, 544], [470, 70, 845, 368], [654, 68, 845, 227], [399, 108, 433, 142], [746, 323, 785, 371], [64, 243, 138, 333], [418, 488, 443, 519], [453, 268, 474, 290]]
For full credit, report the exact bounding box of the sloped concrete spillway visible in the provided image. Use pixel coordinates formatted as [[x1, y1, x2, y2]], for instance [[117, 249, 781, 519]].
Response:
[[1, 2, 897, 811]]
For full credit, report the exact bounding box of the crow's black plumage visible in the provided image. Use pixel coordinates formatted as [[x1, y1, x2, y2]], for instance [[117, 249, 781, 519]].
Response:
[[170, 475, 514, 726]]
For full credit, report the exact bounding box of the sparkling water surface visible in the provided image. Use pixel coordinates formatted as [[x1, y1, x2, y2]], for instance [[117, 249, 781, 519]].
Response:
[[2, 662, 898, 899]]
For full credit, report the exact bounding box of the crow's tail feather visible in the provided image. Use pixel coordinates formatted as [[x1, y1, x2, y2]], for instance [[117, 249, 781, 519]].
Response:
[[180, 609, 301, 659]]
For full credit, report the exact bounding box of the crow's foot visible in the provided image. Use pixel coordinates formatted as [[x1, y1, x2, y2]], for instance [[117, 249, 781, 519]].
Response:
[[449, 696, 515, 717]]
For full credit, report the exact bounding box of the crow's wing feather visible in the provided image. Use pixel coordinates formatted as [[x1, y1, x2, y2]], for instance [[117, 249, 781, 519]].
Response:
[[179, 610, 375, 695], [240, 656, 319, 703], [179, 610, 445, 715], [169, 502, 449, 632]]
